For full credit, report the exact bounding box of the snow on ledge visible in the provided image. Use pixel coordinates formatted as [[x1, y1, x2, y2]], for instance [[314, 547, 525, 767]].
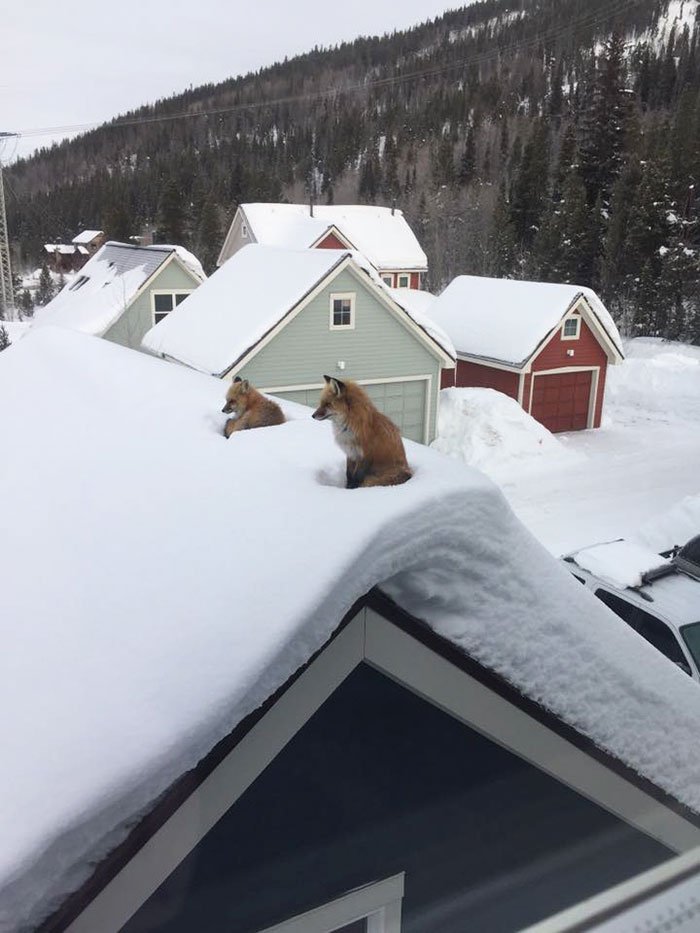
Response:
[[2, 329, 700, 930]]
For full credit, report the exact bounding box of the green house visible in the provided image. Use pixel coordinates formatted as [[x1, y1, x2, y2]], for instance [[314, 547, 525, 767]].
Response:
[[142, 245, 455, 444], [34, 241, 205, 351]]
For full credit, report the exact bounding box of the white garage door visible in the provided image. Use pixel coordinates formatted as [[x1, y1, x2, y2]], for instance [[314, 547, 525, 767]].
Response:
[[271, 379, 427, 443]]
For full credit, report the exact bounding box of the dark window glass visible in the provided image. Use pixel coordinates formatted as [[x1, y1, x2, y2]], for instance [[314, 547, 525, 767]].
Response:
[[595, 589, 690, 671], [336, 921, 366, 933], [681, 622, 700, 670], [563, 318, 579, 337], [333, 298, 352, 327], [175, 293, 189, 306], [572, 574, 586, 585], [123, 664, 669, 933], [154, 294, 175, 324]]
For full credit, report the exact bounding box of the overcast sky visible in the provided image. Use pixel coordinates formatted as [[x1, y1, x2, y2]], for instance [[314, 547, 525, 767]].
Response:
[[2, 0, 465, 162]]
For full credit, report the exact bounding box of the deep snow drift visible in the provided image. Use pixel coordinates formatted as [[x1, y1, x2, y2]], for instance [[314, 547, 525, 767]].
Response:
[[431, 386, 580, 480], [2, 329, 700, 931]]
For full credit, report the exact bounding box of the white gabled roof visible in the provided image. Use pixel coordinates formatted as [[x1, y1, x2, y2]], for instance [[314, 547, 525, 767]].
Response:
[[33, 241, 203, 337], [142, 244, 451, 376], [239, 203, 428, 272], [2, 328, 700, 930], [44, 243, 76, 255], [427, 276, 624, 367], [71, 229, 103, 245]]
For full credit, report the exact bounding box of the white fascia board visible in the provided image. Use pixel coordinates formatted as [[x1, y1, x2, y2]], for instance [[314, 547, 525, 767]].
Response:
[[455, 352, 523, 373]]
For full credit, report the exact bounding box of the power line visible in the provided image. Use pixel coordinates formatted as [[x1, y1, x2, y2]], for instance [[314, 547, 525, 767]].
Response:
[[15, 0, 643, 142]]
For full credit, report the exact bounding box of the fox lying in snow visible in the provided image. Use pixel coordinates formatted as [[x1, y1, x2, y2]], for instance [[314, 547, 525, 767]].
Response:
[[222, 377, 285, 437], [312, 375, 412, 488]]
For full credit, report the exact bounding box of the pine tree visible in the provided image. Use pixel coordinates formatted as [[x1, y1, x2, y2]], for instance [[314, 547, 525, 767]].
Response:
[[36, 264, 56, 306], [0, 325, 10, 352], [195, 196, 222, 275], [578, 34, 631, 205], [458, 127, 477, 186], [156, 178, 187, 244], [509, 120, 550, 247], [486, 184, 516, 277]]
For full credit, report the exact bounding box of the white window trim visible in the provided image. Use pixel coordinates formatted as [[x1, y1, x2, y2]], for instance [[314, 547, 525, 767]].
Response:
[[561, 315, 581, 341], [150, 289, 193, 326], [329, 292, 356, 330], [381, 274, 395, 288], [396, 274, 410, 289], [257, 874, 404, 933]]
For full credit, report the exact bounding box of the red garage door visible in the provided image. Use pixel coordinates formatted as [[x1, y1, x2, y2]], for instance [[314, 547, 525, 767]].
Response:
[[531, 370, 592, 433]]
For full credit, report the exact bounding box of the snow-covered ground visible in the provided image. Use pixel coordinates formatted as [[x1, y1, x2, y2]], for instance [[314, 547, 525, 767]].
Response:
[[434, 339, 700, 556]]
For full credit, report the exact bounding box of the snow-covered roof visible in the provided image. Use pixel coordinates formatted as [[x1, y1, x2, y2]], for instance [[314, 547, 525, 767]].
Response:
[[3, 327, 700, 929], [71, 229, 103, 245], [33, 241, 203, 337], [427, 276, 624, 366], [142, 244, 452, 375], [239, 203, 428, 271], [44, 243, 76, 255]]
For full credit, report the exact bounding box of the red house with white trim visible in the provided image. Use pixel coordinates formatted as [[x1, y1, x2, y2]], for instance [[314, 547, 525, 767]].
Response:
[[217, 203, 427, 289], [429, 276, 624, 433]]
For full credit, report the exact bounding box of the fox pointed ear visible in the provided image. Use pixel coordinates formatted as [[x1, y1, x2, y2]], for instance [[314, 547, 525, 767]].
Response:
[[330, 377, 345, 396], [323, 374, 332, 384], [233, 376, 242, 383], [240, 379, 250, 392]]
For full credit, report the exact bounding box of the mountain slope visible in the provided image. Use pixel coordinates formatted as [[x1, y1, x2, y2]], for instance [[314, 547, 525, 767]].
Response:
[[6, 0, 700, 341]]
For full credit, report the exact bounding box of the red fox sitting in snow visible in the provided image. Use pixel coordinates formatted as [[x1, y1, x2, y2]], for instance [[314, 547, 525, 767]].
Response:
[[312, 375, 412, 488], [222, 377, 285, 437]]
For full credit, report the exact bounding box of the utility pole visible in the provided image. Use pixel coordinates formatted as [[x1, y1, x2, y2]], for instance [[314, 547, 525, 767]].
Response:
[[0, 132, 19, 321]]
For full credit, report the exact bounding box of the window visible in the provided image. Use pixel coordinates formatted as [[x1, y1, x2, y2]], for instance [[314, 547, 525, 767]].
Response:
[[562, 316, 580, 339], [257, 874, 404, 933], [70, 275, 89, 292], [152, 291, 192, 324], [595, 589, 692, 674], [397, 274, 410, 288], [242, 223, 249, 238], [381, 275, 394, 287], [681, 622, 700, 670], [330, 293, 355, 329]]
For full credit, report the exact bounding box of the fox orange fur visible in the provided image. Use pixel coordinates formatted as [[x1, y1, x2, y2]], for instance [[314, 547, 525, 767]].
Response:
[[312, 375, 412, 488], [222, 377, 285, 437]]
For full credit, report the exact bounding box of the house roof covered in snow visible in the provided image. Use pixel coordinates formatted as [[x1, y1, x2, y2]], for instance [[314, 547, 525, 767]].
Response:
[[33, 241, 204, 337], [142, 244, 453, 375], [225, 202, 428, 272], [71, 229, 103, 245], [44, 243, 76, 255], [426, 276, 624, 367], [2, 327, 700, 929]]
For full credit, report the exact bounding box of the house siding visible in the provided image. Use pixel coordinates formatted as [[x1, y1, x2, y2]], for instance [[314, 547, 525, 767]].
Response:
[[218, 210, 254, 265], [103, 260, 200, 351], [315, 231, 348, 250], [453, 359, 520, 400], [523, 316, 608, 427], [236, 267, 443, 441]]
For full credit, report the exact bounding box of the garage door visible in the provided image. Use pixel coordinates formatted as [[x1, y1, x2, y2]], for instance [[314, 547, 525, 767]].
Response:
[[531, 370, 592, 433], [271, 379, 427, 443]]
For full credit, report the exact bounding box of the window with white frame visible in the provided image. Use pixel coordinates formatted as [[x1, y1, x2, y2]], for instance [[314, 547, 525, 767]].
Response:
[[257, 873, 404, 933], [397, 274, 410, 288], [152, 291, 192, 325], [330, 293, 355, 329], [562, 316, 581, 339], [381, 274, 394, 287]]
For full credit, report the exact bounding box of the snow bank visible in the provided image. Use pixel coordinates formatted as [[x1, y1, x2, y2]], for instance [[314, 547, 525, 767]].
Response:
[[3, 330, 700, 930], [633, 494, 700, 554], [431, 387, 580, 480], [606, 338, 700, 422], [0, 321, 32, 342]]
